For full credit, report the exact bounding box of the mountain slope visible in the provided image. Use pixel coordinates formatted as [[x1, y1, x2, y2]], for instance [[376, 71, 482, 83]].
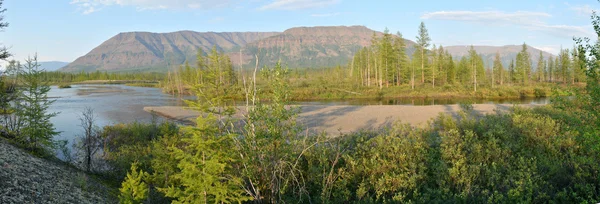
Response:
[[60, 31, 279, 72], [444, 45, 554, 69], [39, 61, 69, 71], [236, 26, 417, 68], [61, 26, 557, 73]]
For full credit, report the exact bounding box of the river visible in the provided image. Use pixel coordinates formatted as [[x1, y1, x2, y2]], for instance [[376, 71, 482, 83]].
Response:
[[47, 84, 550, 154]]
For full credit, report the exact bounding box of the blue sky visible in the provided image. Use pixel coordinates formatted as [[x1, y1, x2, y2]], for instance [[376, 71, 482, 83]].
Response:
[[0, 0, 597, 63]]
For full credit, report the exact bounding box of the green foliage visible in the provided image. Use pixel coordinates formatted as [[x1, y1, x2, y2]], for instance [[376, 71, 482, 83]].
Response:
[[515, 43, 532, 84], [39, 71, 165, 84], [16, 55, 59, 153], [119, 162, 149, 204], [102, 121, 179, 180], [238, 62, 320, 203], [158, 121, 249, 203], [58, 84, 71, 88]]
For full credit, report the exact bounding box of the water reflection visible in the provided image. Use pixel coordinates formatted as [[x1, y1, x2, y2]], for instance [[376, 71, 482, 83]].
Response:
[[47, 84, 550, 153], [48, 84, 185, 152]]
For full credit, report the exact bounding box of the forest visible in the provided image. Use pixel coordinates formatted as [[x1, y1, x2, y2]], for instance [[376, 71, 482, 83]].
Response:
[[160, 23, 582, 101]]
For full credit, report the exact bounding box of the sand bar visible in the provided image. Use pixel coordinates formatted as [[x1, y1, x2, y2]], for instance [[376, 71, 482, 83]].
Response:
[[145, 104, 544, 135]]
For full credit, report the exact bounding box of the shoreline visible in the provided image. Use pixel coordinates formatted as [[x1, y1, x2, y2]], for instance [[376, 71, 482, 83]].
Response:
[[145, 104, 545, 135]]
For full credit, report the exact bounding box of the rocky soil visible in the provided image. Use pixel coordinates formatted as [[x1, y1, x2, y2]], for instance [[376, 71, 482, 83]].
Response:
[[0, 139, 116, 203]]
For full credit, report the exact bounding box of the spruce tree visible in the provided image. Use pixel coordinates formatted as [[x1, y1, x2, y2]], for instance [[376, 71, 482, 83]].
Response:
[[493, 52, 504, 86], [119, 162, 149, 204], [393, 32, 408, 86], [415, 22, 431, 89], [17, 55, 59, 152], [536, 51, 545, 83], [515, 43, 532, 84]]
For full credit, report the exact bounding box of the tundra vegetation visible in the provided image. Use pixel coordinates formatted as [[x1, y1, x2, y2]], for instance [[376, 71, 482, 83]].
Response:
[[107, 14, 599, 203], [1, 1, 600, 203], [160, 27, 580, 101]]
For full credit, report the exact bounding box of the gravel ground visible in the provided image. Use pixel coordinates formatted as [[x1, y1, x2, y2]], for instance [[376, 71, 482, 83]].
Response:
[[145, 104, 544, 135], [0, 139, 116, 203]]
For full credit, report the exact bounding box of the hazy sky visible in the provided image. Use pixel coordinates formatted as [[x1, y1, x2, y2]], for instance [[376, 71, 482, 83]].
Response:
[[0, 0, 597, 63]]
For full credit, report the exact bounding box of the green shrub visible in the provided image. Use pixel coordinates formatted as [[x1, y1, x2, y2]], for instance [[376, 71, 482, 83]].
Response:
[[58, 84, 72, 89], [534, 88, 547, 98]]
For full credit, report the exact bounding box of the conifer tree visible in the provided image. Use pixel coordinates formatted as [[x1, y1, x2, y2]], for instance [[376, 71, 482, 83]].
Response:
[[415, 22, 431, 89], [393, 32, 409, 86], [119, 162, 149, 204], [536, 51, 545, 83], [547, 55, 554, 82], [17, 55, 59, 151], [445, 50, 455, 84], [509, 59, 515, 84], [515, 43, 532, 84], [493, 52, 504, 86]]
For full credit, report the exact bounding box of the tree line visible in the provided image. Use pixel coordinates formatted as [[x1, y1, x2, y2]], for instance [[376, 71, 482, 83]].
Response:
[[348, 22, 586, 92]]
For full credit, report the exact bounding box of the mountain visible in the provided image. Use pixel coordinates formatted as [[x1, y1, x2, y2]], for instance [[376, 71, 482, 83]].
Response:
[[234, 26, 417, 68], [39, 61, 70, 71], [444, 45, 554, 69], [60, 31, 279, 72], [61, 26, 556, 73]]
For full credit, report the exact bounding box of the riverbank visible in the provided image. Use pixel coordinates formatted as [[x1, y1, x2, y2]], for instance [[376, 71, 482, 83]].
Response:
[[145, 103, 544, 135], [0, 138, 116, 203]]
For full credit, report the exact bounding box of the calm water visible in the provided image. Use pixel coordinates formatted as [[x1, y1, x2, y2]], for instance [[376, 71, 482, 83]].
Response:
[[48, 84, 184, 151], [47, 84, 550, 152]]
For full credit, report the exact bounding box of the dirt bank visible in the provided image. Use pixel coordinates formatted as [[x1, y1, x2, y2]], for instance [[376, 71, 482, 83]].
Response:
[[0, 139, 116, 203], [145, 104, 544, 135]]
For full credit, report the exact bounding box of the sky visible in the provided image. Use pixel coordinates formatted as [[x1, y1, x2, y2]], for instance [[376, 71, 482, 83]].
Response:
[[0, 0, 598, 63]]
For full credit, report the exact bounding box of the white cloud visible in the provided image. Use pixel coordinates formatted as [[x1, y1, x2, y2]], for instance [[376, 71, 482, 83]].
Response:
[[259, 0, 340, 10], [533, 45, 560, 55], [70, 0, 231, 14], [421, 11, 550, 26], [421, 10, 593, 38], [310, 12, 340, 17], [567, 3, 597, 17]]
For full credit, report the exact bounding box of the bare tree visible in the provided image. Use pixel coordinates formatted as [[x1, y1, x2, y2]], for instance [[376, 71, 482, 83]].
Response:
[[74, 107, 102, 172]]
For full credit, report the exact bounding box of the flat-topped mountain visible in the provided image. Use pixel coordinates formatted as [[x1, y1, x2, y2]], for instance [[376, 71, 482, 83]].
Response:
[[237, 26, 417, 68], [60, 31, 279, 72], [59, 26, 554, 72]]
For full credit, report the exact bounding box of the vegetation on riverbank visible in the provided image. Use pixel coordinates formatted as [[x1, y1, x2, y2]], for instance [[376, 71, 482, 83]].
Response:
[[159, 39, 578, 101], [99, 56, 600, 203], [58, 84, 71, 88], [2, 0, 600, 202], [104, 14, 600, 201]]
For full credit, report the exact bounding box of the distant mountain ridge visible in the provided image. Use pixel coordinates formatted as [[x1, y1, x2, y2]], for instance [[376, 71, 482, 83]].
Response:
[[39, 61, 70, 71], [60, 26, 555, 72], [60, 31, 279, 72], [444, 45, 554, 69], [235, 26, 417, 68]]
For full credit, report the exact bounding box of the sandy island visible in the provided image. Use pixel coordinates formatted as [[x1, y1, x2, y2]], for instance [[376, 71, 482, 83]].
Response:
[[144, 104, 544, 135]]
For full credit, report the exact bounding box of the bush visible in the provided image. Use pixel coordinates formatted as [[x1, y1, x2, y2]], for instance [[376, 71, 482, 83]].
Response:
[[534, 88, 547, 98], [58, 84, 72, 89]]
